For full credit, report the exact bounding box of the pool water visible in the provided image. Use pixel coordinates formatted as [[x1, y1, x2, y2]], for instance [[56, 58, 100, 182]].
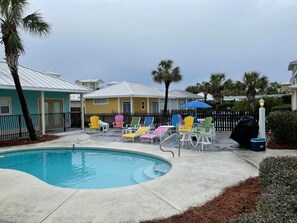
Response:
[[0, 149, 171, 189]]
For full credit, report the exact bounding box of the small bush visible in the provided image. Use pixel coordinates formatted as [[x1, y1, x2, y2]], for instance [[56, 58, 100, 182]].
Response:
[[267, 111, 297, 145], [271, 104, 291, 111], [259, 156, 297, 189]]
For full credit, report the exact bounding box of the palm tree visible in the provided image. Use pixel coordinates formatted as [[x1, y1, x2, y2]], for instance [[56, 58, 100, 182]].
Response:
[[152, 60, 182, 115], [223, 80, 246, 96], [185, 81, 210, 101], [242, 71, 269, 112], [0, 0, 51, 140], [208, 73, 230, 104], [265, 81, 280, 95], [185, 84, 199, 94], [233, 81, 246, 96], [222, 79, 234, 96], [197, 81, 210, 102]]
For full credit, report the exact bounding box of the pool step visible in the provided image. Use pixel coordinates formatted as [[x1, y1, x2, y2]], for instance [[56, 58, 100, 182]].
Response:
[[132, 164, 171, 184], [143, 165, 162, 179], [132, 166, 152, 184], [153, 163, 171, 174]]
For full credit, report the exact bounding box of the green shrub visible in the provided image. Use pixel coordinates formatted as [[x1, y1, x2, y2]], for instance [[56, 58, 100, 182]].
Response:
[[259, 156, 297, 190], [271, 104, 291, 111], [267, 111, 297, 145], [282, 94, 291, 104], [232, 100, 249, 112], [232, 156, 297, 223], [220, 102, 235, 110]]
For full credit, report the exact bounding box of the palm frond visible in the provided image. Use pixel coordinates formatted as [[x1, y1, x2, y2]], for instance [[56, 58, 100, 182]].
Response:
[[7, 30, 24, 53], [7, 0, 28, 24], [22, 11, 51, 37], [0, 0, 11, 19]]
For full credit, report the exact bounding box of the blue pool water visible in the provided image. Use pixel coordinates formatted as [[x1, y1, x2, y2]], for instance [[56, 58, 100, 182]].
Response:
[[0, 149, 171, 189]]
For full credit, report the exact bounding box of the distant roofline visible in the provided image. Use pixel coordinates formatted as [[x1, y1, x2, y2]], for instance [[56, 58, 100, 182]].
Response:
[[288, 60, 297, 70]]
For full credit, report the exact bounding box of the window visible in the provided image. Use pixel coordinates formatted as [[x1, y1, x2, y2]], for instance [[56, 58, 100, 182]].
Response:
[[141, 101, 145, 110], [0, 97, 11, 115], [123, 102, 131, 114], [94, 98, 108, 105], [152, 102, 158, 113]]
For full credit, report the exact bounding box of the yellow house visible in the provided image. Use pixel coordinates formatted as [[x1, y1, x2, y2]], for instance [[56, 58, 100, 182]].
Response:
[[84, 81, 164, 114]]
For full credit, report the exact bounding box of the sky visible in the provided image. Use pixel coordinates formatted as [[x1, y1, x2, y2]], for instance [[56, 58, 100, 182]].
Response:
[[1, 0, 297, 91]]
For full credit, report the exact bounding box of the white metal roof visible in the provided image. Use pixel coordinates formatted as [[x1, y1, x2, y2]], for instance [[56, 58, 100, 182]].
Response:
[[84, 81, 165, 99], [76, 79, 103, 83], [169, 90, 204, 99], [197, 92, 214, 101], [289, 84, 297, 89], [0, 62, 92, 93]]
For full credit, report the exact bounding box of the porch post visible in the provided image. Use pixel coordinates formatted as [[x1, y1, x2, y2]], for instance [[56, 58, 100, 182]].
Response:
[[169, 98, 172, 113], [158, 98, 161, 113], [147, 97, 149, 114], [130, 97, 133, 114], [41, 91, 45, 135], [80, 93, 85, 129], [118, 98, 120, 113]]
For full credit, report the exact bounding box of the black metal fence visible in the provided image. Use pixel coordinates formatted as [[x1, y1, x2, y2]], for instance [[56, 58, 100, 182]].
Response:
[[0, 110, 260, 140], [0, 113, 72, 140], [82, 110, 259, 131]]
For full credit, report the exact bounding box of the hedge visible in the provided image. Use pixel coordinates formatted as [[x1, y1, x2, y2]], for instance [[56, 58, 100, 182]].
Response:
[[267, 111, 297, 145], [271, 104, 291, 111], [232, 156, 297, 223]]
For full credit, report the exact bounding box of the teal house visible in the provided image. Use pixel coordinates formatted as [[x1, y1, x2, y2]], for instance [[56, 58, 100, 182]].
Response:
[[0, 62, 91, 136]]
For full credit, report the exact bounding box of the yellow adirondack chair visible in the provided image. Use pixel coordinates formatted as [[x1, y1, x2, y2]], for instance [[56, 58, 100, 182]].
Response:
[[178, 116, 194, 146], [88, 116, 99, 132]]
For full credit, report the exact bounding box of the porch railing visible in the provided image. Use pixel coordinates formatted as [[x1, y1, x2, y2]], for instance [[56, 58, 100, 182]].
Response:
[[0, 112, 72, 140]]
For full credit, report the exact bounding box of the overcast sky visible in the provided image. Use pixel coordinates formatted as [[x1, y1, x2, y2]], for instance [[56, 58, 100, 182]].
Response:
[[2, 0, 297, 91]]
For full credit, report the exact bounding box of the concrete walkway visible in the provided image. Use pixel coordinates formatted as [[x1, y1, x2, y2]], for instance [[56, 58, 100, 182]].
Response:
[[0, 131, 296, 223]]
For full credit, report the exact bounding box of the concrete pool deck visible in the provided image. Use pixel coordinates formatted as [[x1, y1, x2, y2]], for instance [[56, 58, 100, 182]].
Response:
[[0, 131, 296, 223]]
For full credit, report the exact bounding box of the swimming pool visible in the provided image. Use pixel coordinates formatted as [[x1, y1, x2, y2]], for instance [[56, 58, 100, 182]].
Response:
[[0, 148, 171, 189]]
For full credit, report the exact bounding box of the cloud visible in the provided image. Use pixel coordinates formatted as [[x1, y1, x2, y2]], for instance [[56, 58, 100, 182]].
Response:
[[1, 0, 296, 90]]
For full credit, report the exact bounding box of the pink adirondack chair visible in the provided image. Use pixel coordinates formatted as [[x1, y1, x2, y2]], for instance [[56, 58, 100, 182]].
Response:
[[140, 126, 170, 143], [112, 115, 124, 130]]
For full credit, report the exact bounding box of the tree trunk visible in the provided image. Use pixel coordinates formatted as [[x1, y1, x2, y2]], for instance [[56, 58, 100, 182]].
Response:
[[203, 93, 208, 102], [6, 56, 38, 141], [248, 97, 255, 112], [247, 88, 256, 112], [163, 82, 170, 116]]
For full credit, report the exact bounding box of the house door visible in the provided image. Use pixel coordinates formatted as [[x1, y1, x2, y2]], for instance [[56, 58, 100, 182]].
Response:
[[43, 99, 63, 130], [152, 102, 159, 113], [123, 102, 131, 114]]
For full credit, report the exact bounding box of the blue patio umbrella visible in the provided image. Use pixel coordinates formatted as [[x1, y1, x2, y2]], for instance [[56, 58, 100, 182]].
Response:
[[180, 100, 212, 109]]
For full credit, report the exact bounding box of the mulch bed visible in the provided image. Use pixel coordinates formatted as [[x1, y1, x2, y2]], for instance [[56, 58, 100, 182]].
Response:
[[143, 177, 261, 223], [267, 134, 297, 150], [0, 135, 59, 147]]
